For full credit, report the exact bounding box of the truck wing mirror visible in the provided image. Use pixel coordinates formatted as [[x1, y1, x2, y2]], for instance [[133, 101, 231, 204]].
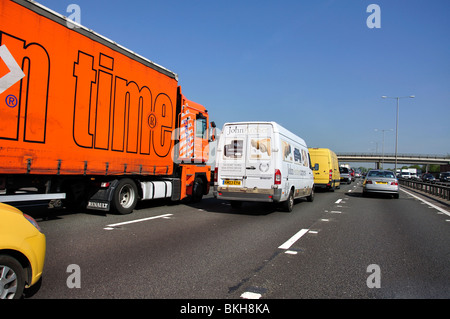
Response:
[[209, 122, 216, 142]]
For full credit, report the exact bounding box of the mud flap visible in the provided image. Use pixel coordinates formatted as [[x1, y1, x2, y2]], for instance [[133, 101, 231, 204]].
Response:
[[86, 180, 119, 211], [170, 178, 181, 201]]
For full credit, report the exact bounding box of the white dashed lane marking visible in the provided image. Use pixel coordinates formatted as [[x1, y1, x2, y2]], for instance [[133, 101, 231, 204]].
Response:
[[104, 213, 173, 230]]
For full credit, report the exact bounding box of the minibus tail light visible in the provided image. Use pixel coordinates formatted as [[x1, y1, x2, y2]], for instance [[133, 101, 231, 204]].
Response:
[[274, 169, 282, 185]]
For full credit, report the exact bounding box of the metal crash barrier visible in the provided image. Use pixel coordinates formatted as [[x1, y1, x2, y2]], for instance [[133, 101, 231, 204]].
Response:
[[399, 178, 450, 201]]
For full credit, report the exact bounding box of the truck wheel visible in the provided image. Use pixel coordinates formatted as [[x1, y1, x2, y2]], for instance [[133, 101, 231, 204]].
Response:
[[307, 186, 315, 202], [0, 255, 25, 299], [284, 190, 294, 212], [112, 178, 138, 214], [191, 178, 204, 203]]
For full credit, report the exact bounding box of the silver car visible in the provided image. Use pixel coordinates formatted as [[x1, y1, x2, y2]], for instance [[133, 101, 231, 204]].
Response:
[[339, 167, 352, 184], [362, 169, 399, 198]]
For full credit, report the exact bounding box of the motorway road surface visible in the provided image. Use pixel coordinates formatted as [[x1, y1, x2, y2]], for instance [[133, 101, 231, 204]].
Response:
[[24, 181, 450, 299]]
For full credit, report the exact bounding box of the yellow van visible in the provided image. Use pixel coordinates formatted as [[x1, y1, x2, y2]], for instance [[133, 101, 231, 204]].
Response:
[[309, 148, 341, 191]]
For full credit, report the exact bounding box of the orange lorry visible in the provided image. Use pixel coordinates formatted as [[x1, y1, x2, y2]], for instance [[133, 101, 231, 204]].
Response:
[[0, 0, 214, 214]]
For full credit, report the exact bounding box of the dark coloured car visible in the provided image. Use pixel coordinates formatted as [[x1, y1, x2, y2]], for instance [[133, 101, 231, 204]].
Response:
[[439, 172, 450, 183], [421, 173, 436, 183]]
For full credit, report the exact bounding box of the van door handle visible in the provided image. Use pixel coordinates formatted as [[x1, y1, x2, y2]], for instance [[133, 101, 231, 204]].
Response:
[[246, 166, 256, 170]]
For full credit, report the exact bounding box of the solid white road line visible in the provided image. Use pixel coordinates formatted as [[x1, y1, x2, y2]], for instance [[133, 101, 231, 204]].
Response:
[[241, 291, 262, 299], [278, 228, 309, 250], [400, 188, 450, 217], [104, 213, 173, 230]]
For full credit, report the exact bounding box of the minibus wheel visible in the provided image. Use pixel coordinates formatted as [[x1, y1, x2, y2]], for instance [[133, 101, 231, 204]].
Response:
[[284, 190, 294, 212]]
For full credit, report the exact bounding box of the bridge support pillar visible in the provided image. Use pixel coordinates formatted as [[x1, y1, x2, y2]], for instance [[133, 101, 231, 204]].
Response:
[[376, 161, 381, 169]]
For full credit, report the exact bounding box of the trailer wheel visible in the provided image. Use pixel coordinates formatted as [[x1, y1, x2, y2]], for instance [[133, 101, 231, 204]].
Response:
[[112, 178, 138, 215], [0, 255, 25, 299]]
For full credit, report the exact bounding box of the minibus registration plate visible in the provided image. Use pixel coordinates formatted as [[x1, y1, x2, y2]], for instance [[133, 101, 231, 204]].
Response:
[[223, 180, 241, 186]]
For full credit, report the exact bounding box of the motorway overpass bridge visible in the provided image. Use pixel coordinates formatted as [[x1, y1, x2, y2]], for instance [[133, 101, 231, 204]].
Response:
[[336, 153, 450, 168]]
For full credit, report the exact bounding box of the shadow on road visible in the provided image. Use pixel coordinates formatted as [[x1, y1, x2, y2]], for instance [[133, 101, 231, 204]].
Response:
[[186, 196, 280, 216], [12, 191, 292, 220], [346, 191, 399, 199]]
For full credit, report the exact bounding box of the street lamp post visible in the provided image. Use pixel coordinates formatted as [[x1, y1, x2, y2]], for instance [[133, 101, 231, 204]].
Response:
[[374, 128, 393, 169], [381, 95, 415, 174]]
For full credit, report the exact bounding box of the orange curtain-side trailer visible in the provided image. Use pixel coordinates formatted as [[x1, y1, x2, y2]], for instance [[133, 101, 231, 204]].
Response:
[[0, 0, 213, 214]]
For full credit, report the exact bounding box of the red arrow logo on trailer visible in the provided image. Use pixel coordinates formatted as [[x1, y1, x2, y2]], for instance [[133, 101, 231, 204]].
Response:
[[0, 44, 25, 95]]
